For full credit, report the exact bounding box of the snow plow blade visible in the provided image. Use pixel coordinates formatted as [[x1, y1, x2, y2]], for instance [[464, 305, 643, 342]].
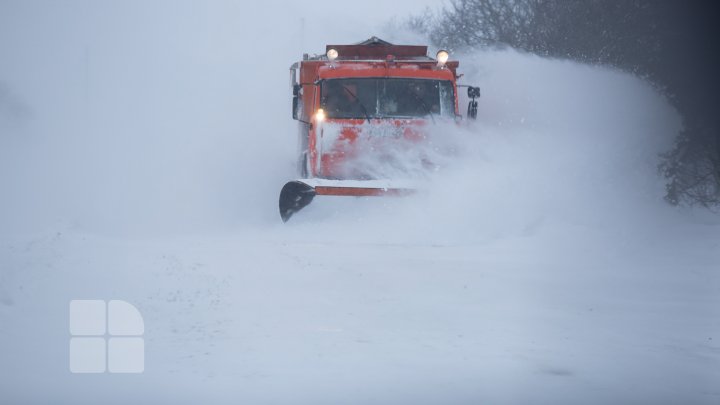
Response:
[[279, 181, 317, 222], [279, 179, 416, 222]]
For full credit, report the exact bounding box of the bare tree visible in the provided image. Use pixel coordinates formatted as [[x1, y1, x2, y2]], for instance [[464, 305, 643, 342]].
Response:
[[407, 0, 720, 207]]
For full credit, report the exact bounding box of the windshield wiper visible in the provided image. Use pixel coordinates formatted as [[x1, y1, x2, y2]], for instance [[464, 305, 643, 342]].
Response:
[[396, 85, 437, 124], [342, 85, 372, 124], [407, 91, 436, 124]]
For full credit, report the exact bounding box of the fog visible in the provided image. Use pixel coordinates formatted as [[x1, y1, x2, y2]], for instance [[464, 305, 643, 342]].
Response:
[[0, 0, 439, 234], [1, 1, 718, 404]]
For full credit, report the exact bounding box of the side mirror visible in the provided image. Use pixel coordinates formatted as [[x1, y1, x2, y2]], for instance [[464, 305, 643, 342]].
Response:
[[466, 86, 480, 120]]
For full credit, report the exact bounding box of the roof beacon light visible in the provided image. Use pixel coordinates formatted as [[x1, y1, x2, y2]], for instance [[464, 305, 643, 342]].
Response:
[[326, 48, 338, 61], [436, 50, 449, 67]]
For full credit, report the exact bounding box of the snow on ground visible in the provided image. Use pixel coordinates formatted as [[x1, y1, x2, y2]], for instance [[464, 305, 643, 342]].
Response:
[[1, 1, 719, 404]]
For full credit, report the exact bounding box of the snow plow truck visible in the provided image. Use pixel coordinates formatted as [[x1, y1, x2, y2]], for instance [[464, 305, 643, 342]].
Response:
[[279, 37, 480, 221]]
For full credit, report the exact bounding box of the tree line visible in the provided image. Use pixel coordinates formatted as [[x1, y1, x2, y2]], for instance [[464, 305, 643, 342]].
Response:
[[408, 0, 720, 208]]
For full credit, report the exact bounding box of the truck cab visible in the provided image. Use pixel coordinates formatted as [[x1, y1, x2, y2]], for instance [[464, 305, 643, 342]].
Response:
[[290, 37, 477, 179], [280, 37, 479, 221]]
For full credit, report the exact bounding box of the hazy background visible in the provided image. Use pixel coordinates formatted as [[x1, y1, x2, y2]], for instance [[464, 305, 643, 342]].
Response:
[[0, 0, 442, 235], [0, 1, 718, 404]]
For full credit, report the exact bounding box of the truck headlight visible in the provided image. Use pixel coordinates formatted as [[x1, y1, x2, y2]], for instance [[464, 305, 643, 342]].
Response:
[[436, 50, 449, 66], [315, 108, 326, 122]]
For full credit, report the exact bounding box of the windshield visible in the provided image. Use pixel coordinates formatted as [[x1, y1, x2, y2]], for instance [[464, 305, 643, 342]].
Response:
[[321, 78, 455, 119]]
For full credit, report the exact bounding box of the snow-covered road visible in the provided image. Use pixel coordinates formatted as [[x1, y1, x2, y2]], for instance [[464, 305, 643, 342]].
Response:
[[1, 223, 718, 404]]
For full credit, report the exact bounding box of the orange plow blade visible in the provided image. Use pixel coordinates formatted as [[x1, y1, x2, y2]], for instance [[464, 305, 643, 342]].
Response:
[[279, 179, 416, 222]]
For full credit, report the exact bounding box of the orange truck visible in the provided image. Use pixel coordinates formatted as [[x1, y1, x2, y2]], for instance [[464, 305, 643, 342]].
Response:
[[279, 37, 480, 221]]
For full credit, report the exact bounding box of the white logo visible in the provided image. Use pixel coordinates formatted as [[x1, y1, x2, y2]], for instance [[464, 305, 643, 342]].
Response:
[[69, 300, 145, 373]]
